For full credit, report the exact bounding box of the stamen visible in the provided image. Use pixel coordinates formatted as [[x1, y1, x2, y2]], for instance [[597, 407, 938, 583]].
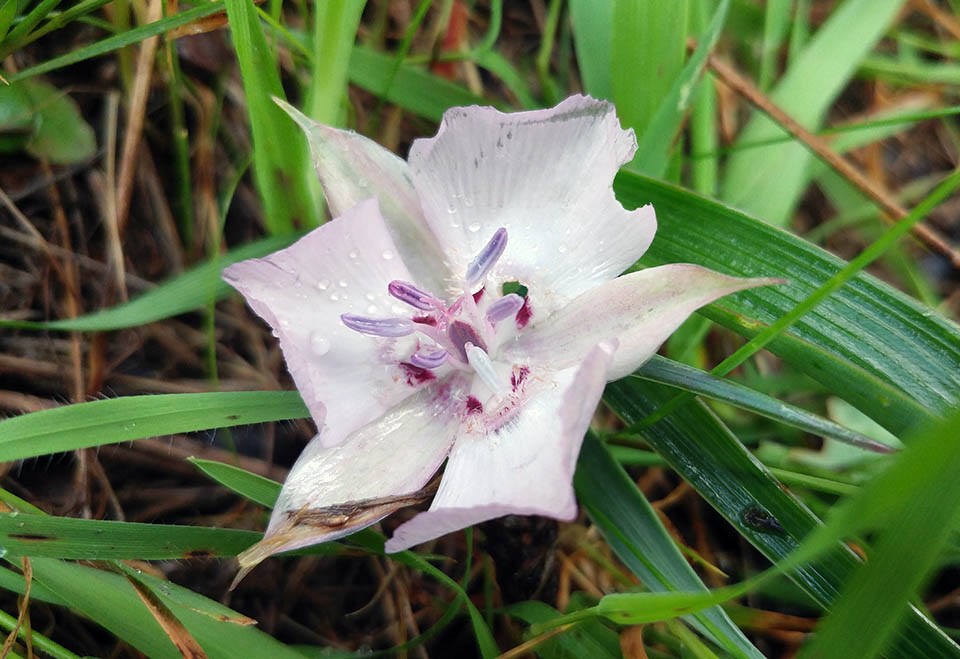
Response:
[[465, 343, 503, 394], [485, 293, 525, 324], [465, 227, 508, 286], [410, 348, 448, 369], [341, 314, 415, 337], [388, 280, 440, 311]]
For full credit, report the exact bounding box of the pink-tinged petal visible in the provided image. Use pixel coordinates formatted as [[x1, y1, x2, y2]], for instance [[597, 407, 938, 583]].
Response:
[[408, 95, 655, 307], [384, 343, 616, 552], [507, 264, 782, 380], [223, 199, 431, 444], [235, 380, 463, 581], [275, 98, 449, 289]]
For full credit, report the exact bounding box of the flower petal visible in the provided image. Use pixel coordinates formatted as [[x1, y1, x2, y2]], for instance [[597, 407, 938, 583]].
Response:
[[276, 99, 450, 289], [407, 95, 655, 307], [235, 380, 463, 580], [384, 343, 616, 552], [223, 199, 434, 443], [507, 264, 782, 380]]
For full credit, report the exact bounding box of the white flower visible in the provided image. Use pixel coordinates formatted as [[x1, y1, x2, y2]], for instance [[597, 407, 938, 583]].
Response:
[[224, 95, 773, 575]]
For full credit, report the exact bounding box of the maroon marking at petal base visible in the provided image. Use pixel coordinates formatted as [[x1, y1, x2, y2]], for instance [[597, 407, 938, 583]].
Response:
[[515, 296, 533, 329], [465, 395, 483, 414], [510, 365, 530, 390], [400, 362, 436, 386], [473, 287, 485, 303], [412, 315, 438, 326], [448, 320, 487, 362]]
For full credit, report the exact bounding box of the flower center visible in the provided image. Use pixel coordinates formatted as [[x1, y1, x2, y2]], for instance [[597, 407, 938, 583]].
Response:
[[341, 228, 525, 393]]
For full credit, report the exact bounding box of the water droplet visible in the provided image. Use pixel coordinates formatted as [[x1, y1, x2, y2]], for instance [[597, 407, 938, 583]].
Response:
[[558, 245, 568, 254], [338, 279, 348, 288], [464, 196, 475, 208], [366, 304, 378, 314], [365, 292, 376, 301], [279, 319, 290, 328], [390, 304, 406, 315], [310, 333, 330, 356], [348, 249, 358, 260], [381, 249, 394, 260], [447, 202, 458, 214], [0, 547, 7, 560], [330, 292, 340, 301], [317, 279, 330, 291], [467, 223, 481, 233]]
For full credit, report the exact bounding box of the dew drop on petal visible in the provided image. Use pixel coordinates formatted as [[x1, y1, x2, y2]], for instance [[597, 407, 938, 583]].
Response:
[[381, 249, 394, 260], [317, 279, 330, 291], [348, 250, 358, 260], [330, 292, 340, 301], [467, 222, 481, 233], [558, 245, 568, 254], [367, 304, 378, 314], [310, 333, 331, 356], [339, 279, 349, 288], [365, 292, 376, 301]]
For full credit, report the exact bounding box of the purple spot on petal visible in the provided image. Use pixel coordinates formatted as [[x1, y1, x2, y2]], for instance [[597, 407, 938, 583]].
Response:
[[399, 362, 436, 386], [473, 287, 484, 303], [516, 296, 533, 329], [448, 320, 486, 362], [465, 396, 483, 415]]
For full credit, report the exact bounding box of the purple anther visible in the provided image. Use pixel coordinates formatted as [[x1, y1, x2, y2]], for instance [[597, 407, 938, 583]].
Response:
[[409, 348, 449, 369], [465, 227, 508, 286], [485, 293, 525, 324], [341, 314, 415, 337], [388, 280, 439, 311]]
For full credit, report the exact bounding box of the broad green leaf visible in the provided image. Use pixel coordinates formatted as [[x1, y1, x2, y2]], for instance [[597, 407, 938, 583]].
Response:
[[0, 234, 296, 331], [20, 78, 95, 163], [27, 557, 309, 659], [602, 377, 959, 657], [0, 514, 257, 560], [224, 0, 317, 233], [0, 391, 308, 461], [720, 0, 907, 225], [617, 172, 960, 432], [576, 435, 764, 659]]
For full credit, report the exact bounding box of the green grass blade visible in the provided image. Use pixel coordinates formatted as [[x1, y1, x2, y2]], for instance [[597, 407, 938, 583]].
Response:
[[348, 45, 487, 121], [8, 3, 226, 78], [189, 458, 281, 508], [720, 0, 907, 225], [0, 514, 257, 560], [0, 234, 296, 332], [224, 0, 317, 233], [631, 0, 729, 178], [576, 435, 765, 658], [0, 391, 308, 461], [603, 377, 959, 657], [568, 0, 614, 99], [799, 409, 960, 658], [506, 600, 620, 658], [616, 172, 960, 430], [27, 558, 309, 658], [635, 356, 891, 452]]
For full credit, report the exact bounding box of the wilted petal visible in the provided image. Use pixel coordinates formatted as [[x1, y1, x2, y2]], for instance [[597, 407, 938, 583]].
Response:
[[408, 95, 655, 307], [384, 343, 615, 552], [276, 99, 449, 290], [236, 381, 463, 579], [507, 264, 781, 380], [224, 199, 432, 444]]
